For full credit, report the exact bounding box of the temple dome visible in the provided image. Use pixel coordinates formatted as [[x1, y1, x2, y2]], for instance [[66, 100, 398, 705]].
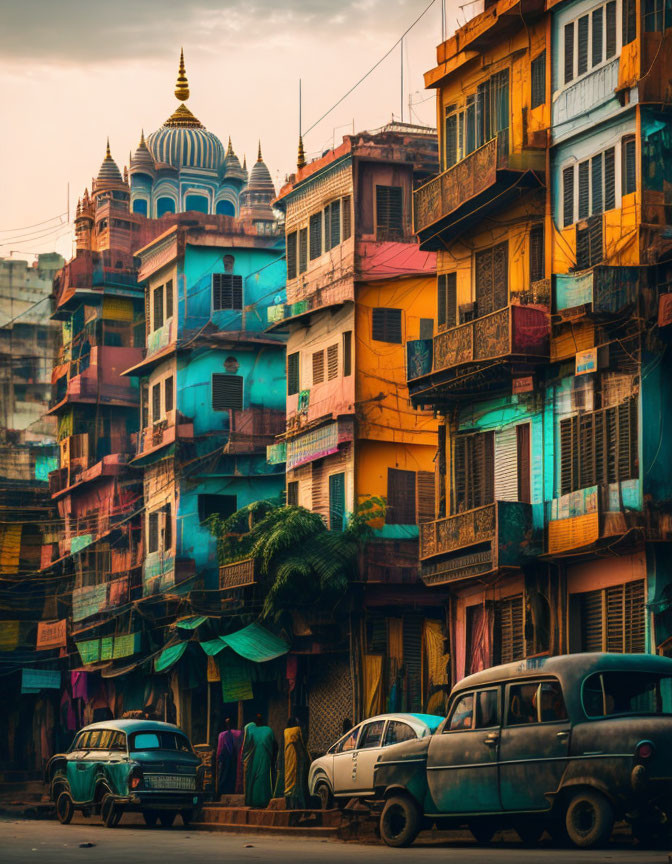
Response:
[[97, 140, 123, 183], [130, 130, 155, 174], [247, 142, 275, 194]]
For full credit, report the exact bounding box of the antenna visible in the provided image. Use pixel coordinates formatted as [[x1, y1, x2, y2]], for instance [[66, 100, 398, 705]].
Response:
[[400, 39, 404, 124], [299, 78, 302, 137], [67, 182, 70, 224], [441, 0, 446, 41]]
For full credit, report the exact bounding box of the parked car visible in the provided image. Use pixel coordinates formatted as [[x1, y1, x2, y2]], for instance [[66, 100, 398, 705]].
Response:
[[308, 713, 443, 808], [46, 719, 204, 828], [373, 653, 672, 848]]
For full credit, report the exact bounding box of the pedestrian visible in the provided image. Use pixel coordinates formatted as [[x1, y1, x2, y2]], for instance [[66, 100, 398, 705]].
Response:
[[242, 715, 276, 807], [217, 718, 244, 797], [274, 716, 310, 809]]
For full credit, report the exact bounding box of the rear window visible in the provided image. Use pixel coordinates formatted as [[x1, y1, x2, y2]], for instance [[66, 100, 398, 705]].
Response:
[[583, 672, 672, 718], [130, 731, 192, 752]]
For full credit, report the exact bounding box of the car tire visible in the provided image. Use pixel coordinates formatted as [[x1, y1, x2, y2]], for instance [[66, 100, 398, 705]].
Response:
[[159, 811, 176, 828], [315, 782, 334, 811], [143, 811, 158, 827], [470, 820, 497, 844], [565, 790, 614, 848], [380, 795, 421, 848], [181, 809, 194, 827], [101, 794, 121, 828], [56, 791, 74, 825]]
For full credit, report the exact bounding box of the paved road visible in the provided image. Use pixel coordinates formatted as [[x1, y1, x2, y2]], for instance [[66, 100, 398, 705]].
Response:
[[0, 818, 669, 864]]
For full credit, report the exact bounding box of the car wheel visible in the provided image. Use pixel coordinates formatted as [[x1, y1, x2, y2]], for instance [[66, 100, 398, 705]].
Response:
[[143, 811, 158, 827], [380, 795, 421, 848], [565, 790, 614, 848], [159, 811, 176, 828], [514, 820, 545, 846], [315, 782, 333, 811], [470, 820, 497, 844], [181, 809, 194, 828], [56, 791, 74, 825], [101, 794, 122, 828]]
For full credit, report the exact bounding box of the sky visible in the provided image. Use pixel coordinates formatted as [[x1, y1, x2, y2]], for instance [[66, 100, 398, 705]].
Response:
[[0, 0, 474, 262]]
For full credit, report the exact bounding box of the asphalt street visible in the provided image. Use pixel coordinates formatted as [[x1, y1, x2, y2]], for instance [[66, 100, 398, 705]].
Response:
[[0, 818, 669, 864]]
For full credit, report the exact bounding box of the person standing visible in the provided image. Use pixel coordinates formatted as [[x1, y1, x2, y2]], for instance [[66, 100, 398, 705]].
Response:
[[274, 717, 310, 809], [242, 715, 276, 807]]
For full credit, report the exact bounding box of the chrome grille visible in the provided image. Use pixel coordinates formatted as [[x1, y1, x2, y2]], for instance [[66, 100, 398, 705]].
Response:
[[144, 774, 195, 791]]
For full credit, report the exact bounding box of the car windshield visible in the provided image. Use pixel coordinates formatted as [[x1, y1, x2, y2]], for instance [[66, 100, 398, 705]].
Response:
[[583, 672, 672, 718], [130, 731, 192, 752]]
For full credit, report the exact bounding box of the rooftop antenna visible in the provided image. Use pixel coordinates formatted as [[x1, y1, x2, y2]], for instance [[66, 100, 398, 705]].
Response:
[[400, 38, 404, 124], [441, 0, 446, 41]]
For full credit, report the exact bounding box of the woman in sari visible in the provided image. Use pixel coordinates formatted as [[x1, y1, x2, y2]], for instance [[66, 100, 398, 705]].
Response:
[[217, 719, 244, 797], [274, 717, 310, 809], [242, 716, 276, 807]]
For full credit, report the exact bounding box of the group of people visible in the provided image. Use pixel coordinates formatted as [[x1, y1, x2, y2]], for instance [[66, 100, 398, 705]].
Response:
[[217, 714, 310, 810]]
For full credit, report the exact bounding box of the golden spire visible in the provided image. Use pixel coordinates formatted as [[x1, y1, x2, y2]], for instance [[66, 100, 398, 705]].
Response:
[[226, 136, 234, 157], [297, 135, 306, 170], [257, 140, 263, 162], [243, 154, 247, 171], [139, 129, 147, 149], [175, 48, 190, 102], [105, 138, 111, 159]]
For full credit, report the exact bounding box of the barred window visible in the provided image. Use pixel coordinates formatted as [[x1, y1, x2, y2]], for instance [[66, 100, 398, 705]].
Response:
[[212, 274, 243, 310], [437, 273, 457, 331]]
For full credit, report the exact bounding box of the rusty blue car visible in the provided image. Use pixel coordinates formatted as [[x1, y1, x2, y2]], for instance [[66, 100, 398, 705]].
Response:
[[46, 719, 203, 828], [374, 653, 672, 848]]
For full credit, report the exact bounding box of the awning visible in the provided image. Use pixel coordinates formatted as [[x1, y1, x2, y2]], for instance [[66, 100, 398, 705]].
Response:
[[199, 623, 289, 663], [154, 641, 188, 672], [175, 616, 207, 631]]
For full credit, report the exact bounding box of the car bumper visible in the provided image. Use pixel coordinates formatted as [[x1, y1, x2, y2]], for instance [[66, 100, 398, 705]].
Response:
[[122, 791, 204, 811]]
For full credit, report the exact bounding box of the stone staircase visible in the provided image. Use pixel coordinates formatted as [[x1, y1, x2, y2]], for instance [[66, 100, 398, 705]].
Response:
[[0, 772, 53, 820], [192, 796, 347, 838]]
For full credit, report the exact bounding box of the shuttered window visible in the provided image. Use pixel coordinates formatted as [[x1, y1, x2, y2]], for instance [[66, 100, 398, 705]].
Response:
[[312, 350, 324, 385], [604, 147, 616, 210], [416, 470, 436, 523], [287, 231, 297, 280], [420, 318, 434, 339], [529, 224, 544, 284], [372, 308, 402, 343], [445, 112, 458, 169], [565, 1, 618, 82], [578, 15, 589, 76], [212, 273, 243, 310], [493, 595, 525, 664], [563, 166, 575, 227], [327, 344, 338, 380], [517, 423, 531, 504], [342, 196, 352, 241], [623, 0, 637, 43], [591, 152, 604, 215], [559, 397, 638, 494], [163, 503, 172, 551], [343, 331, 352, 377], [453, 431, 495, 512], [329, 472, 346, 531], [376, 185, 403, 240], [298, 227, 308, 274], [212, 374, 243, 411], [323, 205, 331, 252], [287, 481, 299, 506], [164, 376, 173, 413], [578, 161, 590, 220], [475, 242, 508, 317], [330, 199, 341, 249], [437, 423, 447, 519], [153, 285, 164, 330], [309, 212, 322, 260], [606, 1, 617, 56], [576, 214, 603, 269], [386, 468, 416, 525], [152, 383, 161, 422], [287, 352, 300, 395], [437, 273, 457, 331], [622, 135, 637, 195], [148, 511, 159, 554], [141, 384, 149, 429], [578, 580, 646, 653], [165, 279, 174, 319], [564, 22, 575, 84], [592, 7, 603, 67], [531, 51, 545, 110]]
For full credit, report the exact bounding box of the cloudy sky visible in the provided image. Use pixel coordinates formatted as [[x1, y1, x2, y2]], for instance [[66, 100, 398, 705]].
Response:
[[0, 0, 471, 261]]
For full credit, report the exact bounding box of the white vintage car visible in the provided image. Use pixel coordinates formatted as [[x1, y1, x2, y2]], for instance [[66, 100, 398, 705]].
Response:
[[309, 713, 443, 808]]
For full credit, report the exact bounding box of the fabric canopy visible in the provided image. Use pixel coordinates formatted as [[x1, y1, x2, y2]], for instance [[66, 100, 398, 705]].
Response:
[[200, 623, 289, 663], [175, 616, 207, 630], [154, 641, 188, 672]]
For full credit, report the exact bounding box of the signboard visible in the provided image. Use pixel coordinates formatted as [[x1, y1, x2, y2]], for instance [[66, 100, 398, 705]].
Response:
[[266, 442, 287, 464], [37, 619, 67, 650], [555, 271, 594, 311], [286, 420, 354, 471], [421, 547, 494, 586], [193, 745, 215, 796], [575, 347, 597, 376], [512, 376, 534, 394]]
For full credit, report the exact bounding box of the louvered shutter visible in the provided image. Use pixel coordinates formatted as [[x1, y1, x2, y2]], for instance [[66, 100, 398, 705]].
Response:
[[563, 166, 575, 227], [309, 212, 322, 260], [531, 51, 545, 110], [298, 227, 308, 274], [494, 595, 525, 664], [589, 214, 603, 265], [517, 423, 531, 503], [376, 186, 403, 240], [152, 383, 161, 422], [494, 427, 518, 502], [604, 148, 616, 210], [437, 275, 447, 329], [445, 113, 458, 168], [372, 308, 402, 343], [606, 584, 625, 652], [327, 343, 338, 380], [153, 286, 164, 329], [343, 331, 352, 377], [342, 196, 352, 241], [560, 416, 576, 495], [591, 152, 604, 214], [387, 468, 417, 525], [475, 248, 494, 316], [323, 206, 332, 252], [148, 511, 159, 554], [287, 231, 297, 279], [312, 350, 324, 385], [481, 431, 495, 506], [578, 161, 590, 220], [286, 481, 299, 506], [446, 273, 457, 328], [287, 352, 300, 395], [328, 472, 345, 531], [165, 279, 174, 319], [416, 471, 435, 523], [622, 135, 637, 195], [606, 1, 617, 56], [212, 374, 243, 410], [564, 22, 575, 83], [578, 15, 589, 76], [403, 615, 424, 711], [330, 199, 341, 248], [493, 242, 508, 311], [212, 274, 243, 310], [623, 0, 637, 44], [624, 580, 646, 653], [453, 435, 467, 512], [164, 376, 174, 413], [529, 224, 544, 283], [437, 423, 447, 519], [580, 590, 604, 651], [592, 7, 603, 67]]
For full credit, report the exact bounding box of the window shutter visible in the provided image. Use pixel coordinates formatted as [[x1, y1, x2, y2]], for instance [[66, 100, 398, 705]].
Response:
[[529, 224, 544, 284], [148, 511, 159, 554], [454, 431, 495, 510], [494, 595, 525, 664], [416, 471, 435, 523], [622, 135, 637, 195], [560, 416, 576, 495], [287, 481, 299, 506], [141, 384, 149, 429], [330, 199, 341, 248], [591, 152, 604, 215], [323, 205, 332, 252], [592, 7, 603, 67], [578, 15, 589, 76], [478, 241, 509, 313], [312, 350, 324, 385], [152, 383, 161, 422], [419, 318, 433, 339], [445, 113, 458, 168], [164, 376, 174, 413], [580, 590, 604, 651], [603, 147, 616, 210], [623, 0, 637, 44], [287, 352, 300, 395], [342, 196, 352, 240], [163, 503, 172, 551], [531, 51, 545, 110], [153, 286, 164, 329], [299, 227, 308, 274], [563, 166, 574, 227], [309, 212, 322, 260], [517, 423, 531, 503], [327, 343, 338, 380], [624, 579, 646, 652], [437, 423, 447, 519], [343, 331, 352, 377], [165, 279, 174, 319], [589, 213, 603, 265], [453, 435, 467, 512], [376, 186, 404, 240], [437, 275, 447, 329], [578, 161, 590, 220], [212, 373, 243, 411], [386, 468, 417, 525], [446, 272, 457, 328], [475, 247, 494, 316], [606, 1, 617, 56], [328, 472, 346, 531], [287, 231, 297, 280], [212, 274, 243, 310], [372, 308, 402, 343]]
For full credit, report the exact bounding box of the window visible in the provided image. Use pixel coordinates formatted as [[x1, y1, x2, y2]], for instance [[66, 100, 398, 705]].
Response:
[[576, 215, 604, 269], [287, 481, 299, 506], [622, 135, 636, 195], [223, 255, 235, 273], [325, 199, 341, 251], [493, 594, 525, 664], [443, 69, 509, 170], [329, 472, 345, 531], [198, 494, 237, 523], [212, 273, 243, 311], [359, 720, 385, 749], [437, 273, 457, 331], [507, 680, 568, 725], [623, 0, 637, 43], [578, 15, 589, 76], [564, 1, 617, 84], [153, 285, 164, 330], [309, 212, 322, 260], [453, 431, 494, 511], [130, 732, 191, 752], [419, 318, 433, 339], [376, 185, 403, 240], [475, 689, 499, 728], [583, 671, 672, 718], [529, 225, 544, 284], [162, 503, 172, 551], [343, 331, 352, 377], [576, 580, 646, 653], [416, 470, 436, 523], [383, 721, 416, 746], [559, 398, 638, 494], [517, 423, 531, 504], [644, 0, 666, 30], [164, 376, 174, 413], [327, 344, 338, 380], [531, 51, 545, 109], [287, 231, 297, 280], [564, 22, 574, 84], [148, 511, 159, 554], [386, 468, 416, 525], [165, 279, 174, 319], [475, 242, 508, 317], [336, 727, 359, 752], [563, 165, 575, 227], [448, 693, 474, 730], [141, 383, 149, 429], [564, 145, 617, 227], [342, 196, 352, 240], [287, 352, 300, 395], [372, 307, 402, 343], [152, 383, 161, 422], [212, 373, 243, 411], [298, 227, 308, 274], [312, 350, 325, 385]]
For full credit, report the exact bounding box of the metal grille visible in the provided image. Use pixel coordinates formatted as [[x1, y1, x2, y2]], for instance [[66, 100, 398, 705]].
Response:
[[212, 374, 243, 411], [212, 274, 243, 310], [144, 774, 196, 791]]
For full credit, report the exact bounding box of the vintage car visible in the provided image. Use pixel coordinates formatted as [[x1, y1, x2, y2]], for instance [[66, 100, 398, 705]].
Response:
[[373, 653, 672, 848], [46, 719, 204, 828], [308, 713, 443, 808]]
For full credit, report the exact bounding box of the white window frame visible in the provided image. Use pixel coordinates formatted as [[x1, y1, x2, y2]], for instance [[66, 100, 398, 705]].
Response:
[[561, 0, 621, 88], [560, 137, 628, 226]]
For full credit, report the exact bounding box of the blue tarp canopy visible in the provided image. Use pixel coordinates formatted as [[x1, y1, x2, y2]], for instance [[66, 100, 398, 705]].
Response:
[[200, 623, 289, 663]]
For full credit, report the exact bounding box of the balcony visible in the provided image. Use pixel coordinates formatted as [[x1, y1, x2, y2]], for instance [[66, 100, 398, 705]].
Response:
[[554, 266, 641, 318], [225, 407, 286, 454], [266, 282, 355, 332], [407, 303, 549, 404], [419, 501, 536, 587], [54, 254, 140, 312], [413, 134, 545, 250], [49, 346, 142, 412], [135, 412, 194, 461]]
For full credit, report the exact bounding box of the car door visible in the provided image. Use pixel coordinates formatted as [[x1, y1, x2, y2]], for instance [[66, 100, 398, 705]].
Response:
[[350, 719, 387, 794], [331, 725, 361, 794], [426, 687, 502, 814], [498, 678, 571, 811]]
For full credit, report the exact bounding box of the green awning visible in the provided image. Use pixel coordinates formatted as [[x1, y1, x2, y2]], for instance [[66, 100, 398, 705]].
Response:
[[155, 641, 187, 672], [200, 638, 227, 656], [199, 622, 289, 663], [175, 616, 207, 630]]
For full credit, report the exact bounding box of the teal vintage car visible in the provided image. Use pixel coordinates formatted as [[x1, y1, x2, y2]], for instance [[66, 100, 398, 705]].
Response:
[[46, 719, 204, 828], [373, 653, 672, 848]]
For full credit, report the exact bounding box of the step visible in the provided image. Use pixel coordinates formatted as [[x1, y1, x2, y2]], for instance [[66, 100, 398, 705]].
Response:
[[196, 805, 342, 829], [193, 822, 339, 838]]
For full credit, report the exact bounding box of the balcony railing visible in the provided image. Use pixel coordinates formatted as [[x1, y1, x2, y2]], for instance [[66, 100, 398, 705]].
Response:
[[226, 408, 286, 454], [219, 558, 257, 591], [554, 266, 640, 316], [413, 133, 545, 248], [419, 501, 535, 586], [49, 347, 142, 410]]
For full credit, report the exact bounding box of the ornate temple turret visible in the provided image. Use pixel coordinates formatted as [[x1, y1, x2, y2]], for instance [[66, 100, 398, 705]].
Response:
[[239, 141, 277, 230]]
